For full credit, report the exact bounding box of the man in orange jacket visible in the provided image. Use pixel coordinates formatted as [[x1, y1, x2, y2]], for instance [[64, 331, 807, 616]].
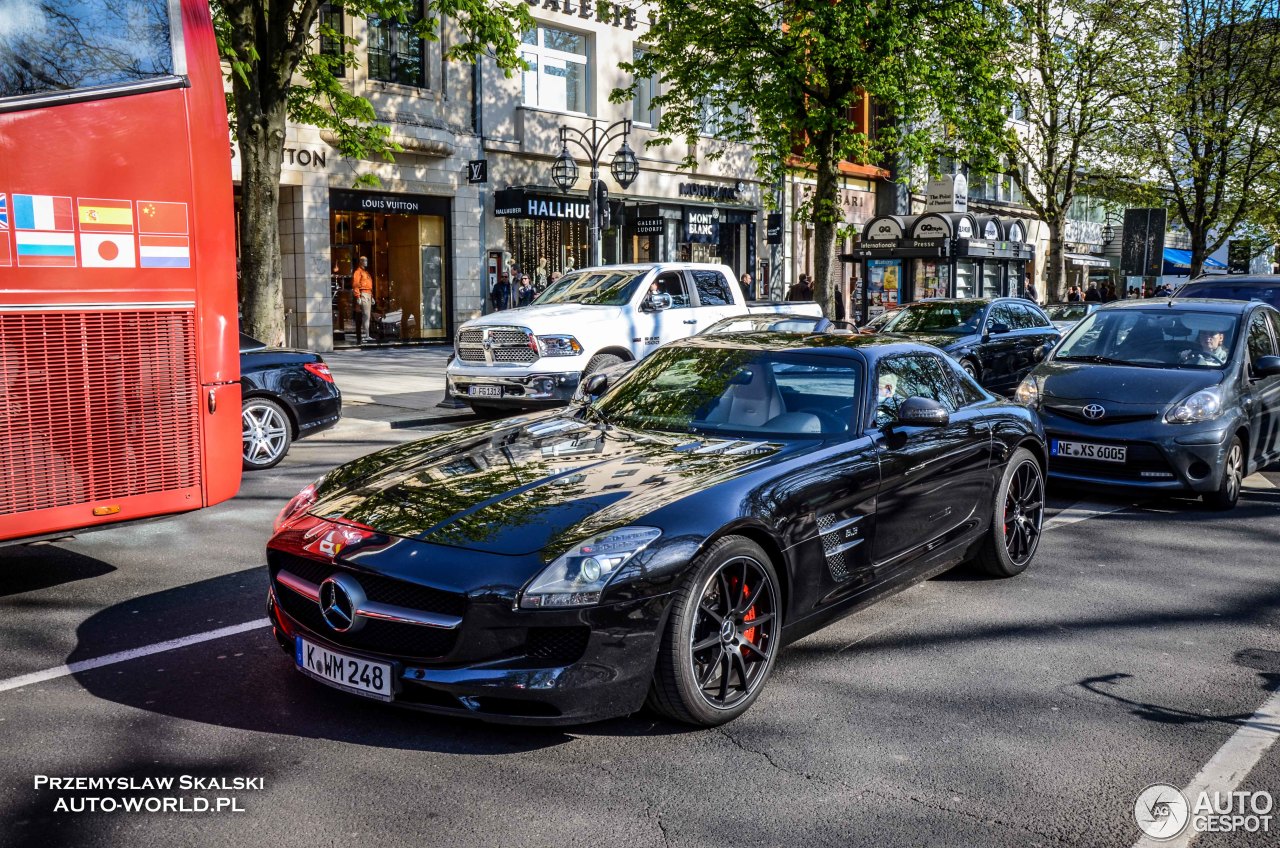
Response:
[[353, 256, 373, 340]]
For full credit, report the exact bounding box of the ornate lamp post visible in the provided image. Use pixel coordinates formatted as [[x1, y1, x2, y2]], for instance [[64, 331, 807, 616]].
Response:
[[550, 119, 639, 267]]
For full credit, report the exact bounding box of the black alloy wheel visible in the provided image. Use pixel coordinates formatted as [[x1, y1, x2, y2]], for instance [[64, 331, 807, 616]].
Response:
[[1203, 436, 1243, 511], [648, 536, 782, 726], [972, 447, 1044, 577]]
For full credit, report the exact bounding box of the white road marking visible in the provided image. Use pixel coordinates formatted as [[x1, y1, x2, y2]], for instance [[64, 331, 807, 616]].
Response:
[[0, 618, 270, 695], [1132, 685, 1280, 848], [1043, 499, 1137, 531]]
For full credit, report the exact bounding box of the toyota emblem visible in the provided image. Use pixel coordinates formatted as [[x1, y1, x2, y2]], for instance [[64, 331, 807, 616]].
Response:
[[1082, 403, 1106, 420], [318, 573, 366, 633]]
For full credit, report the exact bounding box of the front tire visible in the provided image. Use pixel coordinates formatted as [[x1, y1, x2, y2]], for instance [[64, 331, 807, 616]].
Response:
[[584, 353, 624, 377], [960, 358, 980, 382], [971, 447, 1044, 577], [1203, 436, 1243, 511], [242, 398, 292, 470], [647, 537, 782, 726], [469, 402, 507, 420]]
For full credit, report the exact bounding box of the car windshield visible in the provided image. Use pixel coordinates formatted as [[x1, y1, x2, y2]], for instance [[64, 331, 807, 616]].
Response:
[[1054, 309, 1240, 369], [534, 269, 646, 306], [863, 310, 897, 331], [1045, 303, 1091, 322], [1176, 282, 1280, 310], [883, 301, 985, 334], [704, 316, 820, 334], [592, 346, 860, 438]]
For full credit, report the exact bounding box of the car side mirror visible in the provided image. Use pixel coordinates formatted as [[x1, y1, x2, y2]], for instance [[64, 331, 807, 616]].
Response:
[[1253, 354, 1280, 378], [640, 293, 669, 313], [988, 321, 1012, 335], [895, 396, 950, 427], [582, 372, 610, 400]]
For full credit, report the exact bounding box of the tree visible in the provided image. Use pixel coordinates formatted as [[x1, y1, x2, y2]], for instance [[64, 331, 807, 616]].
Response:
[[215, 0, 529, 346], [618, 0, 1011, 318], [1121, 0, 1280, 278], [1001, 0, 1162, 300]]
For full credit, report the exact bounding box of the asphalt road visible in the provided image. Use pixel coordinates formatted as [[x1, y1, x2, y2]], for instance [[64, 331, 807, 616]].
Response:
[[2, 414, 1278, 848]]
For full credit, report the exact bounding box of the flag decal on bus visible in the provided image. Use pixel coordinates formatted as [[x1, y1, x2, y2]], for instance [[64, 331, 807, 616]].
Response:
[[0, 194, 10, 267], [137, 201, 190, 268], [13, 194, 76, 267], [77, 198, 137, 267], [78, 198, 134, 232]]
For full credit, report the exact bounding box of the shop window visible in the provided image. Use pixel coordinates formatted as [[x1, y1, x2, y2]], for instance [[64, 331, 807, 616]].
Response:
[[0, 0, 173, 99], [631, 48, 658, 126], [319, 5, 345, 77], [368, 12, 426, 87], [690, 270, 732, 306], [521, 25, 590, 114]]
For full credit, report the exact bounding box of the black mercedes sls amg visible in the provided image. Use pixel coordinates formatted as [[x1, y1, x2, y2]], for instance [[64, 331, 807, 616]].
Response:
[[266, 334, 1047, 726]]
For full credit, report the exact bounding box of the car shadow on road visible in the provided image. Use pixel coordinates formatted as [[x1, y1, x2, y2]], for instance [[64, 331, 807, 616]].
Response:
[[1078, 669, 1280, 733], [0, 543, 116, 597]]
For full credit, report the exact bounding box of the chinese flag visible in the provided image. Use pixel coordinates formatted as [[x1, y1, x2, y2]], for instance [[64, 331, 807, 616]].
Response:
[[136, 201, 189, 235]]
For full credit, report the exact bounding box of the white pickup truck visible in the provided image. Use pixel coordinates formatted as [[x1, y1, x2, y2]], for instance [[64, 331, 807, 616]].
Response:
[[447, 262, 823, 413]]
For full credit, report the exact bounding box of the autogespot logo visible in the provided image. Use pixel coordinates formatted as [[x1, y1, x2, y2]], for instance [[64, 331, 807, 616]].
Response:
[[1135, 784, 1190, 840]]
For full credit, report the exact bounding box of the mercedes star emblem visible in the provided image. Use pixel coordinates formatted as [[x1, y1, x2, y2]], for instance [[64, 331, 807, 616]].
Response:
[[318, 573, 366, 633], [1082, 403, 1106, 420]]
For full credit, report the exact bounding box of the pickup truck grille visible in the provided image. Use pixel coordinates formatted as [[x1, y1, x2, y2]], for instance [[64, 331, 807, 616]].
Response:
[[456, 326, 538, 365]]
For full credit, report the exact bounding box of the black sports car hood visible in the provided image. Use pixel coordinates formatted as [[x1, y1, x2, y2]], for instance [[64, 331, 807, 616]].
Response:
[[1036, 360, 1224, 404], [307, 415, 799, 557]]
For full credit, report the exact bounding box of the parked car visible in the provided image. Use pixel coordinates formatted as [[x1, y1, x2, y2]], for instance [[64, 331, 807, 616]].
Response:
[[1174, 275, 1280, 310], [1043, 301, 1100, 334], [877, 298, 1060, 394], [1015, 299, 1280, 509], [860, 305, 903, 334], [700, 313, 856, 335], [267, 334, 1047, 726], [446, 263, 823, 416], [240, 334, 342, 470]]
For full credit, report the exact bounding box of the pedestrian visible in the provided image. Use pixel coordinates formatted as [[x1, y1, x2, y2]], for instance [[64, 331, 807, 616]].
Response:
[[1084, 282, 1101, 302], [1101, 282, 1118, 303], [1022, 278, 1038, 303], [1066, 285, 1082, 303], [740, 272, 754, 300], [787, 274, 813, 302], [517, 274, 535, 307], [352, 256, 374, 341], [490, 275, 510, 312]]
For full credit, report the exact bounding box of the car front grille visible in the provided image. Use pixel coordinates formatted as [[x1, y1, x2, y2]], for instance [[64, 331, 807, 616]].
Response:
[[455, 326, 537, 364], [1045, 404, 1157, 426], [524, 627, 591, 665]]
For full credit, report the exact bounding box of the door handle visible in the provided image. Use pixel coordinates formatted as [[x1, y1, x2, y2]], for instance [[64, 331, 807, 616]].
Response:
[[683, 319, 698, 325]]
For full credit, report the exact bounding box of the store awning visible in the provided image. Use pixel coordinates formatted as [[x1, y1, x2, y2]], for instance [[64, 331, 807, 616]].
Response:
[[1163, 248, 1227, 270], [1065, 252, 1111, 268]]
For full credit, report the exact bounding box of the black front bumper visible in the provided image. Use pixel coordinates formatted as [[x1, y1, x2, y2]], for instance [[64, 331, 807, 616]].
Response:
[[267, 580, 673, 726]]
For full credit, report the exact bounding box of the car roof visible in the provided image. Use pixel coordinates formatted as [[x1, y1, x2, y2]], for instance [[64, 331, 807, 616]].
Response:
[[1102, 297, 1261, 314], [668, 331, 943, 360], [1184, 275, 1280, 285]]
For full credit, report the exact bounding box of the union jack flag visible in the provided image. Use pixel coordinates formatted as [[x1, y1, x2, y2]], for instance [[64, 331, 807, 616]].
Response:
[[0, 193, 8, 228]]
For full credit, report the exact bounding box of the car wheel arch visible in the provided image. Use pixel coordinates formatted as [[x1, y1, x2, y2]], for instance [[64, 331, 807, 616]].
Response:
[[691, 522, 791, 614], [242, 391, 300, 438], [593, 346, 634, 363]]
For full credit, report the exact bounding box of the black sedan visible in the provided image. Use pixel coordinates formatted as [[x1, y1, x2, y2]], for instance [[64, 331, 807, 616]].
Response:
[[240, 334, 343, 470], [266, 334, 1047, 726], [877, 298, 1060, 394], [1015, 299, 1280, 508]]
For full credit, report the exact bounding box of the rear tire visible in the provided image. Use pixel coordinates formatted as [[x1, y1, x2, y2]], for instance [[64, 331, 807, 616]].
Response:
[[242, 398, 292, 470], [469, 402, 507, 420], [971, 447, 1044, 577], [647, 536, 782, 726], [1203, 436, 1243, 511]]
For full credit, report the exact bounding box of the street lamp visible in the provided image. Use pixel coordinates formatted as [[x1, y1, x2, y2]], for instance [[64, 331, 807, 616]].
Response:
[[550, 119, 638, 267]]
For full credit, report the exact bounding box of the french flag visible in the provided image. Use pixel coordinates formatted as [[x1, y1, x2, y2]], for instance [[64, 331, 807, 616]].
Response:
[[14, 194, 74, 232]]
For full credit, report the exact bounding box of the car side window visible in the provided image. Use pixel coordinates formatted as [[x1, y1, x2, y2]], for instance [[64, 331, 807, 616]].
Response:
[[1023, 303, 1053, 328], [989, 303, 1017, 330], [689, 270, 732, 306], [1267, 310, 1280, 349], [944, 357, 987, 406], [1247, 313, 1276, 369], [1007, 303, 1037, 330], [874, 354, 960, 427], [654, 272, 691, 309]]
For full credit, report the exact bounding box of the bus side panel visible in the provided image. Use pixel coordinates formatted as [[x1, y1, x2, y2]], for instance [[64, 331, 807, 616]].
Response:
[[182, 0, 242, 507]]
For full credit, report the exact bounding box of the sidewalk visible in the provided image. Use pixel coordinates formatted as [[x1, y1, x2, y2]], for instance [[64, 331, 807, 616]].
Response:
[[321, 345, 477, 428]]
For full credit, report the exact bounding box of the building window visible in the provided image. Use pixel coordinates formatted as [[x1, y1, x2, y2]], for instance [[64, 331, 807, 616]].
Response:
[[970, 171, 1023, 205], [631, 48, 657, 126], [319, 5, 345, 77], [368, 12, 425, 87], [699, 91, 746, 138], [521, 25, 590, 114]]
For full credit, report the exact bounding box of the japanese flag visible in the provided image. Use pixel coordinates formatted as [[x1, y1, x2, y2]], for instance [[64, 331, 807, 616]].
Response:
[[80, 233, 136, 268]]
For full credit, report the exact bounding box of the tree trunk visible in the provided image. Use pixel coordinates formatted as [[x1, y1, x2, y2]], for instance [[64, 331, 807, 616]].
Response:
[[1189, 226, 1207, 279], [1046, 218, 1068, 302], [235, 97, 288, 348], [811, 131, 840, 319]]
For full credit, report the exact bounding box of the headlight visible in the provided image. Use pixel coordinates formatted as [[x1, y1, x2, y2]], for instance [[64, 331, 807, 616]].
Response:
[[1165, 388, 1224, 423], [1015, 375, 1041, 407], [274, 483, 318, 532], [535, 335, 583, 357], [520, 527, 662, 609]]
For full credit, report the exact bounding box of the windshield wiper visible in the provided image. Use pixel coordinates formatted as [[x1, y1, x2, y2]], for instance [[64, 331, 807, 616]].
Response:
[[1056, 355, 1147, 367]]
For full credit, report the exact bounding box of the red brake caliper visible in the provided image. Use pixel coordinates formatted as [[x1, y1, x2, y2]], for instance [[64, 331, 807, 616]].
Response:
[[742, 582, 757, 646]]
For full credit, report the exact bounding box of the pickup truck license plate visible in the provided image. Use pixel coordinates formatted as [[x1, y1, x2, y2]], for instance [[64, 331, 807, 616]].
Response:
[[1051, 440, 1127, 463], [468, 385, 502, 398], [296, 637, 393, 701]]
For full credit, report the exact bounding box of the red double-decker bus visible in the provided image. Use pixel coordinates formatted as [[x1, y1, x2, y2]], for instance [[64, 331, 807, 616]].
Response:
[[0, 0, 241, 542]]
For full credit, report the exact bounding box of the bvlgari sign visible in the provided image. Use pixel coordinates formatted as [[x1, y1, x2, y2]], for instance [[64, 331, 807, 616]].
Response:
[[495, 188, 590, 220]]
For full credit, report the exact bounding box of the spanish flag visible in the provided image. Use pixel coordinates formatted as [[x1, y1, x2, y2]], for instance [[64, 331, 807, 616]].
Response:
[[77, 198, 134, 233]]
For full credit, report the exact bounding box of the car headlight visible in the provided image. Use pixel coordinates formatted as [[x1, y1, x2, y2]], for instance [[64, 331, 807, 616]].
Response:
[[535, 335, 583, 357], [1015, 375, 1042, 407], [520, 527, 662, 609], [1165, 388, 1224, 423], [274, 483, 318, 532]]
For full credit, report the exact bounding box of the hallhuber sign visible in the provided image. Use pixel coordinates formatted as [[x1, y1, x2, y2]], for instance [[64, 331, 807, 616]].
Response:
[[495, 188, 590, 220]]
